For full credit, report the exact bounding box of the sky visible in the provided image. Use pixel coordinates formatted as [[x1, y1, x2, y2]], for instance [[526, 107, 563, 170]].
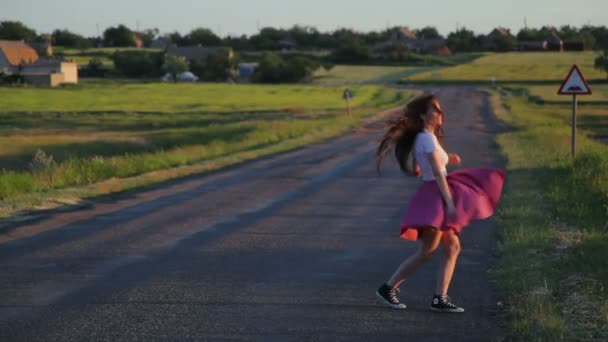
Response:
[[2, 0, 606, 37]]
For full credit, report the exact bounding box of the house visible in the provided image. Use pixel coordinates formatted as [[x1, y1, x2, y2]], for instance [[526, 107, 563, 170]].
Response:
[[0, 40, 39, 73], [563, 40, 585, 51], [150, 37, 171, 49], [379, 27, 450, 55], [389, 27, 418, 50], [482, 27, 514, 51], [166, 45, 234, 62], [0, 40, 78, 86], [21, 58, 78, 86], [545, 32, 563, 51], [417, 39, 452, 56], [516, 40, 547, 51], [388, 27, 418, 51]]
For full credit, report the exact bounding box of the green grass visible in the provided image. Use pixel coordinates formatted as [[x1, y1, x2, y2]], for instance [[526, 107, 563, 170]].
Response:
[[0, 82, 413, 218], [66, 55, 114, 67], [0, 82, 393, 113], [312, 65, 442, 85], [56, 47, 162, 55], [491, 88, 608, 340], [408, 52, 605, 82], [54, 46, 163, 68], [516, 84, 608, 103]]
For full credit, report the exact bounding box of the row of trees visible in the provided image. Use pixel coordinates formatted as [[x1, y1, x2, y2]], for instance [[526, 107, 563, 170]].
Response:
[[100, 50, 234, 81], [102, 49, 320, 83], [3, 21, 608, 52]]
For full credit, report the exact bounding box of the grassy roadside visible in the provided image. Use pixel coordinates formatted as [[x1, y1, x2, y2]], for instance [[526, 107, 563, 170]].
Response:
[[0, 87, 415, 222], [405, 52, 604, 83], [490, 88, 608, 340], [312, 65, 444, 85]]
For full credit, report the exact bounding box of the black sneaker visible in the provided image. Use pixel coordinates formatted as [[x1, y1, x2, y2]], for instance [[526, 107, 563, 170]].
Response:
[[376, 283, 407, 309], [430, 294, 465, 313]]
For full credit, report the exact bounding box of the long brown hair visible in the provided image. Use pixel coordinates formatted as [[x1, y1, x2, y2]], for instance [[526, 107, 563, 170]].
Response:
[[375, 94, 444, 175]]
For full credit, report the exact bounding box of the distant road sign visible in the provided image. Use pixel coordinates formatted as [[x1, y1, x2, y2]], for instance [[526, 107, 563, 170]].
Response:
[[342, 89, 353, 100], [558, 64, 592, 95]]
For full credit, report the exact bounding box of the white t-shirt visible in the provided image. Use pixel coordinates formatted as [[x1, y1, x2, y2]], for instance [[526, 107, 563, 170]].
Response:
[[414, 131, 448, 181]]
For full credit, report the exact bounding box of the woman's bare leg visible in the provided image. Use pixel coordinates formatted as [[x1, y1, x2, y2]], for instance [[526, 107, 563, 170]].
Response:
[[435, 230, 461, 295], [387, 227, 442, 288]]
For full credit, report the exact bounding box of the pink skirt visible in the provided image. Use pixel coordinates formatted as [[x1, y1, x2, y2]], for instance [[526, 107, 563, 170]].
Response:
[[400, 168, 506, 241]]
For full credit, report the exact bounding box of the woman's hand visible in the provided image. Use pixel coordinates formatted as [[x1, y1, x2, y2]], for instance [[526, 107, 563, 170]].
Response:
[[448, 153, 462, 165]]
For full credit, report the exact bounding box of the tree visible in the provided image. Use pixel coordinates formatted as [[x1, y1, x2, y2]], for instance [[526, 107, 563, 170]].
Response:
[[162, 54, 189, 82], [140, 28, 159, 47], [255, 52, 284, 82], [0, 21, 37, 41], [494, 35, 517, 52], [286, 25, 321, 48], [249, 27, 285, 50], [103, 25, 135, 47], [322, 62, 335, 72], [283, 56, 319, 82], [578, 27, 597, 50], [190, 48, 236, 82], [595, 50, 608, 79], [84, 58, 105, 77], [415, 26, 442, 39], [330, 39, 372, 64], [168, 31, 187, 46], [223, 34, 251, 50], [517, 28, 542, 41], [52, 29, 91, 48], [558, 25, 579, 41], [253, 53, 319, 83], [184, 28, 221, 46], [381, 42, 410, 62], [447, 28, 478, 52], [589, 26, 608, 50], [111, 51, 164, 77]]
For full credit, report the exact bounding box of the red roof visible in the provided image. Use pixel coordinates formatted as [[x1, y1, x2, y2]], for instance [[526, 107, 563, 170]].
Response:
[[0, 40, 39, 66]]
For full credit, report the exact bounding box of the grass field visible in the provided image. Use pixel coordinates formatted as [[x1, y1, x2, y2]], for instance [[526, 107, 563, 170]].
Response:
[[407, 52, 605, 82], [55, 47, 162, 67], [0, 82, 412, 218], [515, 84, 608, 103], [492, 88, 608, 340], [312, 65, 442, 85], [0, 83, 391, 113]]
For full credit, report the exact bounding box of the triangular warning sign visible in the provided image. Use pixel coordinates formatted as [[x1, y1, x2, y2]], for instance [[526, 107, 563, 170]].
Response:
[[558, 64, 592, 95]]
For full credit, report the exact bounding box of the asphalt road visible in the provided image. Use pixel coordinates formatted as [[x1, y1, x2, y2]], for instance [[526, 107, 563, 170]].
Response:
[[0, 87, 505, 341]]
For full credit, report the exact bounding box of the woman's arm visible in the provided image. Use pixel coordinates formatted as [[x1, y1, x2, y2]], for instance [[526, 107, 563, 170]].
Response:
[[427, 150, 456, 219]]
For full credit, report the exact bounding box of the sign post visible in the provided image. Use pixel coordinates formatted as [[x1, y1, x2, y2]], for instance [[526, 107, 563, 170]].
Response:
[[557, 64, 592, 158], [342, 89, 353, 119]]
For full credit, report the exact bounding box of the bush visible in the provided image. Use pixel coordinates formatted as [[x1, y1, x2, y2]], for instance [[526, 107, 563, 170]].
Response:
[[330, 41, 372, 63], [254, 53, 319, 83], [28, 149, 56, 172], [111, 51, 164, 78], [190, 48, 236, 82], [80, 58, 105, 77], [380, 42, 411, 62], [0, 72, 25, 85], [0, 171, 37, 199]]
